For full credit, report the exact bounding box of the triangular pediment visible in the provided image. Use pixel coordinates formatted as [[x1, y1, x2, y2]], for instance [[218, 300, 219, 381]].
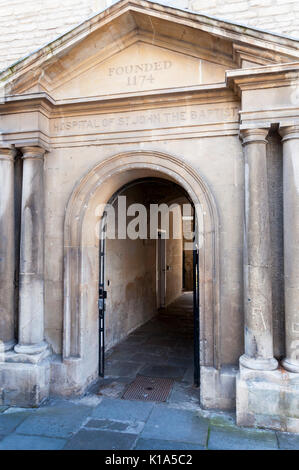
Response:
[[1, 0, 298, 99], [47, 41, 228, 100]]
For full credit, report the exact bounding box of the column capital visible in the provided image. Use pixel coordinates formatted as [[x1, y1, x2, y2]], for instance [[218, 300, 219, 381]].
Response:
[[279, 125, 299, 142], [21, 146, 46, 160], [240, 128, 269, 146], [0, 146, 16, 162]]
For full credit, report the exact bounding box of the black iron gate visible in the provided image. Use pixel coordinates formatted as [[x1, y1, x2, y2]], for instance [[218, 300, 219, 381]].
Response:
[[193, 242, 200, 387], [98, 211, 107, 377]]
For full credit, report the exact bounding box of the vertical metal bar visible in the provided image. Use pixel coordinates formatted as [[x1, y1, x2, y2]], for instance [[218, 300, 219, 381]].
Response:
[[98, 212, 107, 377], [193, 209, 200, 387], [182, 250, 185, 290]]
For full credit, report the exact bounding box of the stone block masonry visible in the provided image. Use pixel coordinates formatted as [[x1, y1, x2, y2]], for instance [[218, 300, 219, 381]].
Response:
[[189, 0, 299, 38], [0, 0, 299, 72]]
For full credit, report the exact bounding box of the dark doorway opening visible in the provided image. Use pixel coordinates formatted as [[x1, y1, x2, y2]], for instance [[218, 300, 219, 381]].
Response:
[[98, 177, 200, 392]]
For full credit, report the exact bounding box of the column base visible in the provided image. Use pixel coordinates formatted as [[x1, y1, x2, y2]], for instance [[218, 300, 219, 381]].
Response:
[[236, 364, 299, 433], [14, 341, 48, 356], [0, 339, 16, 352], [281, 358, 299, 373], [6, 341, 51, 365], [200, 365, 238, 410], [0, 352, 50, 407], [50, 356, 98, 397], [239, 354, 278, 371]]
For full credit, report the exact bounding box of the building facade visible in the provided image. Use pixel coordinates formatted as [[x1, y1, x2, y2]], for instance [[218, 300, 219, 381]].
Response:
[[0, 0, 299, 433]]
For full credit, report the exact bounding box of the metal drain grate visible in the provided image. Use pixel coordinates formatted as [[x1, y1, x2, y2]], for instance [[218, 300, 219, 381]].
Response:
[[122, 375, 174, 402]]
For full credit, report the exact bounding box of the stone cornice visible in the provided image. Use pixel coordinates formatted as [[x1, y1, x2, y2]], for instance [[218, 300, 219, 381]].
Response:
[[239, 107, 299, 132], [226, 62, 299, 96], [0, 92, 55, 106], [0, 84, 239, 149], [0, 84, 236, 117]]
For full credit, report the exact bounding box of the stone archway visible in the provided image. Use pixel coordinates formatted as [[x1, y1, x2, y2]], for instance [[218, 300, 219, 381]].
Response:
[[62, 150, 220, 394]]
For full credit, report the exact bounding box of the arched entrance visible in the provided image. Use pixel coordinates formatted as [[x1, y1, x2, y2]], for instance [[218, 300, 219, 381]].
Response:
[[97, 176, 199, 387], [62, 151, 220, 400]]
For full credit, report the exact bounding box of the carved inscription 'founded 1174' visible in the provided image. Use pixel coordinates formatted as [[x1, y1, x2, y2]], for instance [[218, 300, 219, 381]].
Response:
[[108, 60, 172, 87]]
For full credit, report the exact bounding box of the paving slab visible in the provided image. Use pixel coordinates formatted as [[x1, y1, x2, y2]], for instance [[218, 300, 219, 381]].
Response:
[[129, 331, 149, 338], [3, 407, 30, 413], [168, 383, 200, 405], [277, 431, 299, 450], [109, 344, 138, 355], [64, 429, 137, 450], [182, 367, 194, 384], [209, 412, 236, 428], [0, 411, 31, 435], [141, 405, 209, 445], [138, 344, 171, 355], [15, 403, 92, 439], [167, 356, 193, 368], [144, 338, 179, 347], [85, 418, 144, 434], [122, 336, 147, 345], [129, 353, 170, 365], [69, 395, 103, 407], [135, 438, 205, 450], [139, 364, 187, 380], [208, 425, 278, 450], [106, 350, 139, 361], [105, 360, 143, 377], [92, 398, 154, 423], [0, 433, 66, 450], [171, 348, 193, 359], [96, 380, 127, 399]]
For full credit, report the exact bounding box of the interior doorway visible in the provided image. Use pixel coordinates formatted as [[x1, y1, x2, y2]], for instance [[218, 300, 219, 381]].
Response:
[[97, 177, 199, 395]]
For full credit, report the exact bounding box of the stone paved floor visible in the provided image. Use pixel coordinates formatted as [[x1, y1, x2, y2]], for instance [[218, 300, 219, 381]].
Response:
[[1, 396, 299, 450], [0, 293, 299, 450], [104, 291, 195, 385]]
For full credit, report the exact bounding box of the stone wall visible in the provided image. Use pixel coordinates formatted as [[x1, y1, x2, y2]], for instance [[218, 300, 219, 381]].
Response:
[[105, 184, 157, 351], [0, 0, 298, 72], [189, 0, 299, 39]]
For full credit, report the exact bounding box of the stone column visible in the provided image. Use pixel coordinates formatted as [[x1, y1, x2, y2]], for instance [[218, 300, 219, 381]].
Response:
[[0, 147, 16, 352], [14, 146, 48, 355], [240, 129, 278, 370], [280, 126, 299, 373]]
